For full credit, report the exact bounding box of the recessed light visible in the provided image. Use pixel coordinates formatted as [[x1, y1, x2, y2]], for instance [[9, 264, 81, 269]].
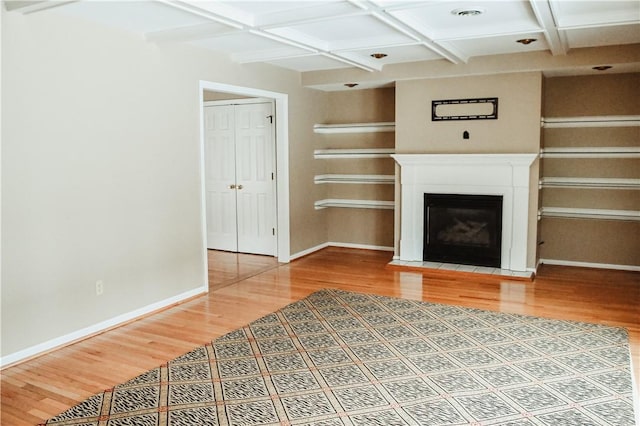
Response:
[[516, 38, 537, 45], [344, 83, 359, 88], [451, 8, 484, 16], [370, 53, 388, 59], [592, 65, 612, 71]]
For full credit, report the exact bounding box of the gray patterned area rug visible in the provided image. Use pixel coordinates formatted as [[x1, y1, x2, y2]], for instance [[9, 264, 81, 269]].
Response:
[[43, 289, 637, 425]]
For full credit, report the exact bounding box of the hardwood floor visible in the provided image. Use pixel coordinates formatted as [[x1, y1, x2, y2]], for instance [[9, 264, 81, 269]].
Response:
[[207, 249, 279, 291], [1, 247, 639, 425]]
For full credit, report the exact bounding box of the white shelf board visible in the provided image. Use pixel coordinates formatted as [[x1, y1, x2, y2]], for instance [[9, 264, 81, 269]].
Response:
[[539, 207, 640, 221], [314, 148, 395, 159], [540, 147, 640, 158], [314, 174, 395, 184], [539, 177, 640, 190], [542, 115, 640, 128], [313, 122, 395, 134], [314, 199, 395, 210]]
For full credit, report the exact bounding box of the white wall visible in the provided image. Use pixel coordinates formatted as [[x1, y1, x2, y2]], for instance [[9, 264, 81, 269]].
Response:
[[1, 8, 326, 361]]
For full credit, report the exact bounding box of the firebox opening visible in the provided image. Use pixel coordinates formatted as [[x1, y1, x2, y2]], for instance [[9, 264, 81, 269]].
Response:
[[424, 193, 503, 268]]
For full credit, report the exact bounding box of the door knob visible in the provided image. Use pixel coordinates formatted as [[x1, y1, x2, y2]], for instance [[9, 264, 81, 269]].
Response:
[[229, 184, 236, 189], [237, 184, 244, 190]]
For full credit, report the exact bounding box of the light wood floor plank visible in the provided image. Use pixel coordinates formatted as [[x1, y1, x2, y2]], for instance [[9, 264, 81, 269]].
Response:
[[1, 247, 638, 425]]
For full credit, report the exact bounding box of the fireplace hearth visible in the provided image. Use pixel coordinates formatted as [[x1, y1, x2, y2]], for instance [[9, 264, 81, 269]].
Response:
[[424, 194, 503, 267]]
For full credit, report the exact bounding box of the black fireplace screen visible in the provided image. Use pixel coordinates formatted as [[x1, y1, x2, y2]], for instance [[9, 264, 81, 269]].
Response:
[[424, 194, 503, 267]]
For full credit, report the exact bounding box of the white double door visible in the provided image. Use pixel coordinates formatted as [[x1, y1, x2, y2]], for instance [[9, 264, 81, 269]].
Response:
[[204, 101, 276, 255]]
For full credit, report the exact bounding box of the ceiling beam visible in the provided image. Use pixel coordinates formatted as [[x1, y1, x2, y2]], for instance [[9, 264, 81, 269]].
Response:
[[253, 28, 379, 72], [529, 0, 568, 55], [350, 0, 466, 64], [154, 0, 379, 72], [3, 0, 77, 14]]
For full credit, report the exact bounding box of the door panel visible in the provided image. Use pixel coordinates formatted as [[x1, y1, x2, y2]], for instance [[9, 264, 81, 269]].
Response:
[[204, 102, 276, 256], [236, 102, 276, 255], [204, 105, 237, 251]]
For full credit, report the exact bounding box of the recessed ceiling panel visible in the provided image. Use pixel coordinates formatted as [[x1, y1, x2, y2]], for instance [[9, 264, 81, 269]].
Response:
[[54, 1, 211, 34], [274, 14, 411, 51], [550, 0, 640, 28], [217, 1, 363, 27], [564, 24, 640, 48], [389, 1, 541, 40]]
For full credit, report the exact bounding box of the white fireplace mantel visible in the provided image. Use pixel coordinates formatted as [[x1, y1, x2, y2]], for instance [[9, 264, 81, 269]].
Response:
[[392, 153, 538, 272]]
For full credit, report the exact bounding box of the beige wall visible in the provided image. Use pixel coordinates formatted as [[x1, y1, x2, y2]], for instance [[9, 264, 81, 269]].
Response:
[[396, 72, 542, 153], [1, 8, 326, 358], [395, 73, 542, 268], [318, 88, 396, 248], [543, 73, 640, 117], [540, 73, 640, 267], [325, 88, 396, 124]]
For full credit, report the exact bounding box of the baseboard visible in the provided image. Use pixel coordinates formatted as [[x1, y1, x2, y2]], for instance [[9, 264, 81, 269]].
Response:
[[539, 258, 640, 272], [289, 242, 394, 261], [0, 286, 208, 369], [290, 242, 330, 261], [328, 242, 394, 252]]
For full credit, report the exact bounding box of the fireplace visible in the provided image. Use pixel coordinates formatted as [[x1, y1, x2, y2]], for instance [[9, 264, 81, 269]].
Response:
[[423, 194, 503, 267], [392, 154, 538, 272]]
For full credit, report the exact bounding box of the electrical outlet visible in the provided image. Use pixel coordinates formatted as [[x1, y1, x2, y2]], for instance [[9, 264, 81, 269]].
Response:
[[95, 280, 104, 296]]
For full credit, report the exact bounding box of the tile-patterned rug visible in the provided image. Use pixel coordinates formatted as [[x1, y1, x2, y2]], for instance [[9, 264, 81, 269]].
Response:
[[43, 289, 637, 425]]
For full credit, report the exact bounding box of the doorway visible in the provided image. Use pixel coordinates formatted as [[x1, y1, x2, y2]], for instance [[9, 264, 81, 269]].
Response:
[[198, 81, 290, 290], [203, 100, 276, 255]]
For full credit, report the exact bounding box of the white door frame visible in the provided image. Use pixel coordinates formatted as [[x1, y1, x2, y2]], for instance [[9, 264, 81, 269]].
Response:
[[198, 81, 290, 271]]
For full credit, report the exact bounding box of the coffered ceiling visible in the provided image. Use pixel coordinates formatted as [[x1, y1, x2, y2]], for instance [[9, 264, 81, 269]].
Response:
[[6, 0, 640, 89]]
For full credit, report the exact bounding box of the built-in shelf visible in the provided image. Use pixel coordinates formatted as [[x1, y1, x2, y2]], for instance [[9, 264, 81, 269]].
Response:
[[313, 122, 395, 134], [538, 207, 640, 221], [314, 121, 396, 212], [539, 177, 640, 190], [540, 147, 640, 158], [314, 148, 395, 159], [314, 199, 395, 210], [314, 174, 395, 184], [541, 115, 640, 128]]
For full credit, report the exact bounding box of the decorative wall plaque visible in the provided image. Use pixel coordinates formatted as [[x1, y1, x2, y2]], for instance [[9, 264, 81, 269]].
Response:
[[432, 97, 498, 121]]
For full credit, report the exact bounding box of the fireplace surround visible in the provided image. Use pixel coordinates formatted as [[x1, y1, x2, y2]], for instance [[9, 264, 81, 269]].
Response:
[[392, 154, 538, 272]]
